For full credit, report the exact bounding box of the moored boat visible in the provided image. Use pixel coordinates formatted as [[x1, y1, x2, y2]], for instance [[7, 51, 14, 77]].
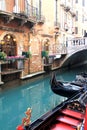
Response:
[[75, 72, 87, 82], [17, 91, 87, 130], [50, 74, 84, 97], [71, 72, 87, 87]]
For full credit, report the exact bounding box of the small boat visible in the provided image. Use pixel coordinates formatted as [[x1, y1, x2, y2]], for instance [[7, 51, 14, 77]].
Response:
[[71, 72, 87, 86], [50, 74, 84, 97], [17, 91, 87, 130], [80, 72, 87, 78], [76, 72, 87, 82]]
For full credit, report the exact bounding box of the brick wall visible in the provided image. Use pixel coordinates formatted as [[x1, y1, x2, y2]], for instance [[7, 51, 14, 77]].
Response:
[[0, 23, 43, 76], [0, 0, 44, 77], [30, 56, 43, 73]]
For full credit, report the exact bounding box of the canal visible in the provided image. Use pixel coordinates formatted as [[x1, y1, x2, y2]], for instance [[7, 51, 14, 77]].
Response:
[[0, 64, 87, 130]]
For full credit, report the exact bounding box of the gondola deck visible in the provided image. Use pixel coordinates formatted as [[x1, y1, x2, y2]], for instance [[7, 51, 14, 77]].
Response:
[[61, 108, 84, 120], [17, 88, 87, 130], [50, 108, 85, 130], [50, 122, 76, 130]]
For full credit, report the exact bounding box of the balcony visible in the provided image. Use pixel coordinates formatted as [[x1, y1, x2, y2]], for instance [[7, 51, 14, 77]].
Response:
[[0, 0, 45, 28]]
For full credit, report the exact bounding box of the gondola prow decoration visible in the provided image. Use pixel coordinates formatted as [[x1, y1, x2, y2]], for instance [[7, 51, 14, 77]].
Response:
[[16, 108, 32, 130], [22, 107, 32, 126]]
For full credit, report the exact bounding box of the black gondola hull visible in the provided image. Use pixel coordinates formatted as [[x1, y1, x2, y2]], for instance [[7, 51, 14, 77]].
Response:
[[50, 74, 84, 97]]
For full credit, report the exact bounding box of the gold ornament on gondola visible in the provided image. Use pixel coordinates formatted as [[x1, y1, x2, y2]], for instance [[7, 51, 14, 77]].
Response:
[[22, 107, 32, 126]]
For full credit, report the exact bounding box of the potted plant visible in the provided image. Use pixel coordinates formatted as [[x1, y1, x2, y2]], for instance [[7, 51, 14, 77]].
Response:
[[22, 51, 32, 58], [41, 51, 49, 58], [0, 51, 7, 60]]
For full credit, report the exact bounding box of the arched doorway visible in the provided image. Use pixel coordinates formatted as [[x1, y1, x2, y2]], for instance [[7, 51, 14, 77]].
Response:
[[0, 34, 22, 82], [0, 33, 17, 71], [1, 33, 17, 56]]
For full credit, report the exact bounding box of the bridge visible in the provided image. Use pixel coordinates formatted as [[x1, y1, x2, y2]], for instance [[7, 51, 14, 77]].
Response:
[[49, 37, 87, 69]]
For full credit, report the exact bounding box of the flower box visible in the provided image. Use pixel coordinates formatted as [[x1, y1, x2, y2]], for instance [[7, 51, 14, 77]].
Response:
[[6, 56, 25, 61]]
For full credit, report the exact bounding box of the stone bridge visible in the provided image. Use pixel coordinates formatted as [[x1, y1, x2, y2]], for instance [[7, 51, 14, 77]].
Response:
[[53, 37, 87, 69]]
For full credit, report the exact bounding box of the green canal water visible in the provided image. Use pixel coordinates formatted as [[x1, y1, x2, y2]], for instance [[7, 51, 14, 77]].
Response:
[[0, 64, 87, 130]]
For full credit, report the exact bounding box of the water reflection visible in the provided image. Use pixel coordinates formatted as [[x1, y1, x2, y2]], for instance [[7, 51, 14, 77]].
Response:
[[0, 64, 87, 130], [0, 76, 66, 130]]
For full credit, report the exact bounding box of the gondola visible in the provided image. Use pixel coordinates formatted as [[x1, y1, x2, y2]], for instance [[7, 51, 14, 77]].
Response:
[[72, 72, 87, 86], [50, 74, 84, 97], [75, 72, 87, 82], [17, 91, 87, 130]]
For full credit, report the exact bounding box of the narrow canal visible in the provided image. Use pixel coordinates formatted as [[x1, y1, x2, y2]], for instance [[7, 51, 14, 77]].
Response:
[[0, 64, 87, 130]]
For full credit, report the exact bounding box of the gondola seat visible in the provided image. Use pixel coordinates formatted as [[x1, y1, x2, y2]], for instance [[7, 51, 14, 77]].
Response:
[[51, 122, 76, 130], [61, 108, 85, 120]]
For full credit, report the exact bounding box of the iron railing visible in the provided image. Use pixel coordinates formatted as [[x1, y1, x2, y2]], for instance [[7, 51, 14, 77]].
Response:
[[0, 0, 45, 23]]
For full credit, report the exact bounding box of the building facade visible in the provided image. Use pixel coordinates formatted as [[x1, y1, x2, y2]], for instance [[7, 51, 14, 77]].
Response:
[[0, 0, 87, 84], [0, 0, 45, 84]]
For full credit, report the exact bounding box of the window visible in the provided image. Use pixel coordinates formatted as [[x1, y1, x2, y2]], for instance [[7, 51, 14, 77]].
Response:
[[63, 34, 65, 44], [75, 11, 78, 21], [64, 13, 67, 23], [82, 15, 84, 23], [83, 30, 86, 36], [76, 0, 78, 3], [82, 29, 84, 36], [75, 27, 78, 34], [82, 0, 85, 6]]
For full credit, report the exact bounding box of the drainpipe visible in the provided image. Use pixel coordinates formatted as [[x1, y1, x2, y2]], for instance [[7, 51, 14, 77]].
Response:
[[55, 0, 58, 44], [55, 0, 58, 26], [39, 0, 41, 20]]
